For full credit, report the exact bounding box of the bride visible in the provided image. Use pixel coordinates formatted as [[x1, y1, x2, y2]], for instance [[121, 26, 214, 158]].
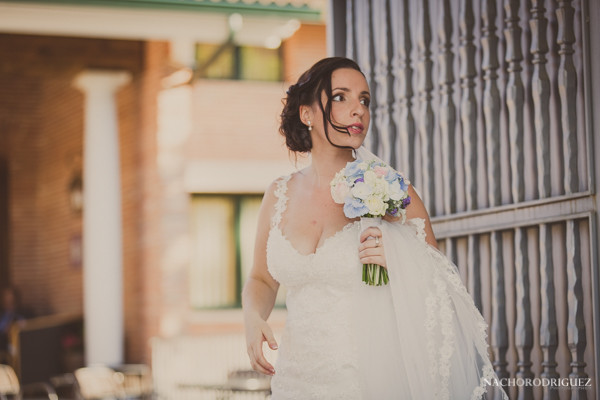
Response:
[[242, 57, 506, 399]]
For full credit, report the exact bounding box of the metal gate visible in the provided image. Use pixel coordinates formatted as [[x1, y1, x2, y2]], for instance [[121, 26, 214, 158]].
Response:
[[331, 0, 598, 398]]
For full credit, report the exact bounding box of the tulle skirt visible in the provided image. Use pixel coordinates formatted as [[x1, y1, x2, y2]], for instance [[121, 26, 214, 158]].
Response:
[[352, 218, 507, 400]]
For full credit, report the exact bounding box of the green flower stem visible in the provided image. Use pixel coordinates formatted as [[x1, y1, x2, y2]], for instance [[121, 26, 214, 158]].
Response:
[[362, 263, 389, 286]]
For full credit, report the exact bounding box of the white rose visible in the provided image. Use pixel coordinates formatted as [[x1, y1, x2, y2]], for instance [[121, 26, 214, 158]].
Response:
[[389, 180, 405, 201], [331, 170, 345, 184], [331, 181, 351, 204], [364, 195, 387, 216], [363, 170, 378, 185], [364, 172, 389, 200], [374, 178, 390, 200], [351, 181, 373, 200]]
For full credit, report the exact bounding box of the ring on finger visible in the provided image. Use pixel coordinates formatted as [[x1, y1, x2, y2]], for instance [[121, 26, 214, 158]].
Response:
[[375, 236, 380, 247]]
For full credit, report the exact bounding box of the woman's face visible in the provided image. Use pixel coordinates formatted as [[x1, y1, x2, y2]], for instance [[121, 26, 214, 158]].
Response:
[[310, 67, 371, 150]]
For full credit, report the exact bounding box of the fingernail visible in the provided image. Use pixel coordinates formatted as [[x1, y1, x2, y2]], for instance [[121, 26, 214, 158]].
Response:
[[271, 344, 278, 350]]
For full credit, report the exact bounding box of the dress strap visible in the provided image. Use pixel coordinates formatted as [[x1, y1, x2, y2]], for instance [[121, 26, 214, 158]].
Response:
[[271, 175, 292, 229]]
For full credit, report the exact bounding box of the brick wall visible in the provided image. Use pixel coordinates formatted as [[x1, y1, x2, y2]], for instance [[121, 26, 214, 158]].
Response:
[[0, 34, 164, 363], [132, 41, 170, 364], [36, 75, 84, 315], [187, 79, 289, 162], [0, 72, 43, 313], [282, 23, 327, 83]]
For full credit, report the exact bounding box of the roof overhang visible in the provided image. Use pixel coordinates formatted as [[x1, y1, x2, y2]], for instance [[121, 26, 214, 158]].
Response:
[[2, 0, 323, 18], [0, 0, 324, 63]]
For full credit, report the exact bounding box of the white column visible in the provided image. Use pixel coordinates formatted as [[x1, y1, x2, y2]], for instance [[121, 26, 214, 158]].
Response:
[[73, 70, 131, 366]]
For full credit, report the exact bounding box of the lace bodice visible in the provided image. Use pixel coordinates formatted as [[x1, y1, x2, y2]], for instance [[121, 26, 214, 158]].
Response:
[[266, 174, 362, 399]]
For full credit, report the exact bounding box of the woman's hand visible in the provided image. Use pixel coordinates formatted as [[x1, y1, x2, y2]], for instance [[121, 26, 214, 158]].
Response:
[[358, 226, 386, 268], [244, 312, 278, 376]]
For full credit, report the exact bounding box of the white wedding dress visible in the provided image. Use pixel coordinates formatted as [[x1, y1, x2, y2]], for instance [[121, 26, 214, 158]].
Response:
[[266, 148, 507, 400]]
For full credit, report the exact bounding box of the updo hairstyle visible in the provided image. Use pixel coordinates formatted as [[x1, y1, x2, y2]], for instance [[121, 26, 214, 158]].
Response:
[[279, 57, 364, 153]]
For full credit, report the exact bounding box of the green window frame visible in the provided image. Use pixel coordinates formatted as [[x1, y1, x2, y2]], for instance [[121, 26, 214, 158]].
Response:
[[195, 43, 283, 82], [190, 194, 285, 309]]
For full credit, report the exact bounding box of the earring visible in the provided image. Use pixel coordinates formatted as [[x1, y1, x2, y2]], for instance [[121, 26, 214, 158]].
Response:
[[307, 121, 312, 131]]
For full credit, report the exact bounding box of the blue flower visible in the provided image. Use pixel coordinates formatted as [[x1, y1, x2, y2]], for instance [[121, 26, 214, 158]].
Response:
[[343, 197, 369, 218], [399, 176, 409, 191], [383, 169, 396, 183], [345, 160, 365, 178]]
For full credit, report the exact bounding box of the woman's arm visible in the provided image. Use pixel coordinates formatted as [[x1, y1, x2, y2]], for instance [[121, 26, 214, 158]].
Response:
[[242, 181, 281, 376]]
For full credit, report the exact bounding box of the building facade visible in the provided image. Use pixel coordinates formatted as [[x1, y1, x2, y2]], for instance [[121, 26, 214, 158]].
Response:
[[0, 0, 326, 377]]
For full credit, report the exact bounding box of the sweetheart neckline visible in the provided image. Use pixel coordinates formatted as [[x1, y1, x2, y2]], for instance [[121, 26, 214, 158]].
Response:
[[272, 221, 358, 258]]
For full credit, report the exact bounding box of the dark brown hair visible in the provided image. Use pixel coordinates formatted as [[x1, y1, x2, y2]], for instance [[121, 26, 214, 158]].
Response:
[[279, 57, 364, 153]]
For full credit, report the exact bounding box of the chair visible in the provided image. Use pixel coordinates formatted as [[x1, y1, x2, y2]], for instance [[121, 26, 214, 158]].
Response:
[[112, 364, 153, 399], [225, 369, 270, 392], [0, 364, 57, 400], [73, 366, 126, 400], [0, 364, 19, 400], [49, 373, 78, 399]]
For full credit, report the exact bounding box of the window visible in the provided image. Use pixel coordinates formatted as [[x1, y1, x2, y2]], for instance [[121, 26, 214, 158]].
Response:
[[195, 43, 282, 81], [190, 194, 286, 308]]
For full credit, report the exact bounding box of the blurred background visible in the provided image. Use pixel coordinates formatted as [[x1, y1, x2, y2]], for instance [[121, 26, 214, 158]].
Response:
[[1, 0, 599, 399], [0, 0, 326, 398]]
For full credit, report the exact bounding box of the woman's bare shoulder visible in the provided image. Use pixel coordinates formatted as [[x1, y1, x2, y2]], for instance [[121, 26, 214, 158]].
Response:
[[406, 184, 428, 219]]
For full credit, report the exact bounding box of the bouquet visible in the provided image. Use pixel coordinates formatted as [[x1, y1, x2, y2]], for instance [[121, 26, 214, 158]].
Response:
[[330, 159, 411, 286]]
